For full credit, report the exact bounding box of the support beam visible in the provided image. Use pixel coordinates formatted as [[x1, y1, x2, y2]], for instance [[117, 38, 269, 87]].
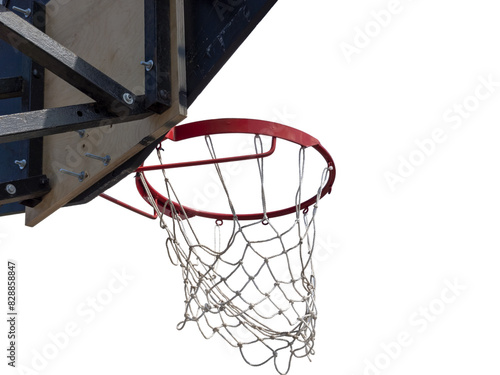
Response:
[[0, 5, 137, 114], [0, 76, 23, 99], [0, 97, 153, 144], [0, 175, 50, 205]]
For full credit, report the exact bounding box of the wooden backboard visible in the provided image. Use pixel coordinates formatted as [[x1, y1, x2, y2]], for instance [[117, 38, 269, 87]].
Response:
[[23, 0, 187, 226]]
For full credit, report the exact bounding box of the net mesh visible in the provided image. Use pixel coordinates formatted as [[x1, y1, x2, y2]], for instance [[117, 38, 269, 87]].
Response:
[[139, 135, 332, 375]]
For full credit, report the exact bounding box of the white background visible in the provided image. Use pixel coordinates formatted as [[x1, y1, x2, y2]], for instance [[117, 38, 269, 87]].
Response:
[[2, 0, 500, 374]]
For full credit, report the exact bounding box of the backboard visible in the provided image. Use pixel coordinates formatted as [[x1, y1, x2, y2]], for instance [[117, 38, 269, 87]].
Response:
[[0, 0, 278, 226]]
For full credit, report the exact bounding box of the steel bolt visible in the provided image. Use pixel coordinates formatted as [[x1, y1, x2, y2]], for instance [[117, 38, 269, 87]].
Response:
[[14, 159, 27, 170], [5, 184, 16, 195], [12, 6, 31, 18], [85, 153, 111, 166], [59, 169, 86, 182], [140, 60, 154, 71]]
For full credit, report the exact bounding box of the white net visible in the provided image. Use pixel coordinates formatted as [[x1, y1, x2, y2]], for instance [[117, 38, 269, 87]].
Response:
[[139, 135, 332, 374]]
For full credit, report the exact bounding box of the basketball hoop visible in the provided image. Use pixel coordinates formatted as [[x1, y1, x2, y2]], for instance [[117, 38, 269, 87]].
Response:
[[136, 118, 335, 221], [134, 119, 335, 374]]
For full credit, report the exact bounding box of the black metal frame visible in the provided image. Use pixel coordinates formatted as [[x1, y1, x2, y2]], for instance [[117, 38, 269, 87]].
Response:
[[0, 0, 172, 144], [0, 5, 139, 113], [0, 0, 46, 215], [0, 0, 172, 211]]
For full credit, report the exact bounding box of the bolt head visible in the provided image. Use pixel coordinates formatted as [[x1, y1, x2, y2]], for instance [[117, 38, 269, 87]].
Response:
[[122, 93, 134, 105], [141, 60, 154, 71], [5, 184, 16, 195], [14, 159, 27, 170]]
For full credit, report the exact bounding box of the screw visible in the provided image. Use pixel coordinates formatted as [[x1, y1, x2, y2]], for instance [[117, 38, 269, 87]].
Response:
[[122, 93, 134, 105], [5, 184, 16, 195], [76, 130, 86, 138], [12, 6, 31, 17], [59, 169, 86, 182], [140, 60, 154, 71], [85, 153, 111, 166], [32, 69, 41, 78], [14, 159, 27, 170]]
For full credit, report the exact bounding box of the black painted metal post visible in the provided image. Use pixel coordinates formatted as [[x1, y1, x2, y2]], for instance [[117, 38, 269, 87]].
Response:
[[0, 0, 46, 215], [144, 0, 172, 113]]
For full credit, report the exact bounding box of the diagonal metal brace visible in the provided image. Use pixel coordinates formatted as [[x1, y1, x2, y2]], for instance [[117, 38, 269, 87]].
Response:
[[0, 5, 137, 114]]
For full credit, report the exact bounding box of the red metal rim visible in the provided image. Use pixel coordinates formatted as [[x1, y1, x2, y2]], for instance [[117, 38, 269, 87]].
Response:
[[135, 118, 336, 221]]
